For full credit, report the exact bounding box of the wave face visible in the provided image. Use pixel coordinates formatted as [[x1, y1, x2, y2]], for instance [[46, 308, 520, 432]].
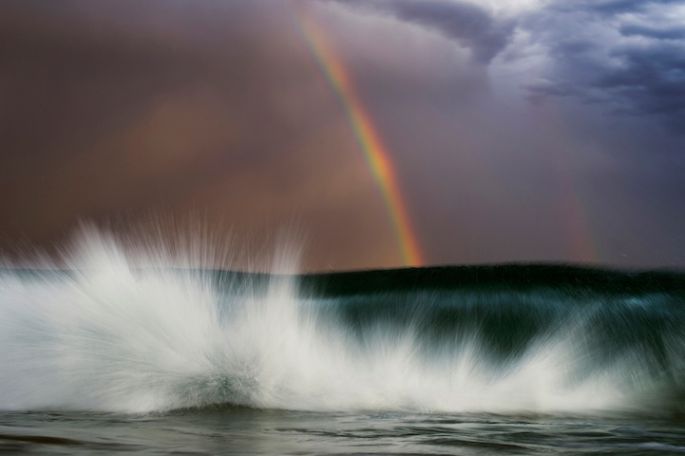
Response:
[[1, 233, 684, 414]]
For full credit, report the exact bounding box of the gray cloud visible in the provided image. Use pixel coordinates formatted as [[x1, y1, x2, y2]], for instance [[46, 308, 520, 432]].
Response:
[[620, 23, 685, 40], [547, 0, 683, 17], [329, 0, 685, 130], [328, 0, 514, 63], [597, 45, 685, 118], [522, 0, 685, 131]]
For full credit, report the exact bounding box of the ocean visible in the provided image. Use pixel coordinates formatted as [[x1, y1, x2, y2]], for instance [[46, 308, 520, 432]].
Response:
[[1, 240, 684, 454]]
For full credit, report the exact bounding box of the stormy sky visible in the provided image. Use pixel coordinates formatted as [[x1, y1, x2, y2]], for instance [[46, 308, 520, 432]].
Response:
[[1, 0, 684, 271]]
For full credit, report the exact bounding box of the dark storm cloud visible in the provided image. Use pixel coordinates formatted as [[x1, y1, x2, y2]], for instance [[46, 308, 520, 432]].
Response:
[[327, 0, 513, 63], [544, 0, 684, 18], [619, 24, 685, 40], [525, 0, 685, 130], [596, 45, 685, 117], [579, 0, 683, 15], [330, 0, 685, 129]]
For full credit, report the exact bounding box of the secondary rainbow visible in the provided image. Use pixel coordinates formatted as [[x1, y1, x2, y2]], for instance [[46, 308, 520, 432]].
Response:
[[295, 10, 423, 267]]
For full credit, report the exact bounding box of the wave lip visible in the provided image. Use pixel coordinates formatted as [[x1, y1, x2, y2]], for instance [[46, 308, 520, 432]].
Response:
[[1, 233, 684, 414]]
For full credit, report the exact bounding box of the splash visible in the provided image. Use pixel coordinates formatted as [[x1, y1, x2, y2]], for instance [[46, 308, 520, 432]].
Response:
[[0, 231, 682, 414], [294, 7, 423, 267]]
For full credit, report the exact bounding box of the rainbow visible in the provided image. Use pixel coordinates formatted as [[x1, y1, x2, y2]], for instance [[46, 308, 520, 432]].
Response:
[[295, 9, 424, 267]]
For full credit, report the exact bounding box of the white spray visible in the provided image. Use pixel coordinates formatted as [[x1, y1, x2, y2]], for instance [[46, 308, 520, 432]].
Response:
[[0, 230, 672, 414]]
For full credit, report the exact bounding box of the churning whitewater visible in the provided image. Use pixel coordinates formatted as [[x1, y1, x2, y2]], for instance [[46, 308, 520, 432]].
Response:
[[0, 232, 683, 415]]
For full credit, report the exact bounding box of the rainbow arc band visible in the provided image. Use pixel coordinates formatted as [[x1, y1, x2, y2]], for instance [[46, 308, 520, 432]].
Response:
[[296, 10, 423, 267]]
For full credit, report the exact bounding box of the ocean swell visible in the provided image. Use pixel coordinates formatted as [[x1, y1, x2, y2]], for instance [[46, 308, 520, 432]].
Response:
[[0, 233, 683, 414]]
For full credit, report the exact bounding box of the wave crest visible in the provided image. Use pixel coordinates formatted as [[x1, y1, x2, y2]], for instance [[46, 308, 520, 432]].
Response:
[[0, 231, 683, 414]]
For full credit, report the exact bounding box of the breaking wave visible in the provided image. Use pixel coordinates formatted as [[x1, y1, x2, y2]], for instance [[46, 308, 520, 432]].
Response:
[[0, 231, 684, 414]]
